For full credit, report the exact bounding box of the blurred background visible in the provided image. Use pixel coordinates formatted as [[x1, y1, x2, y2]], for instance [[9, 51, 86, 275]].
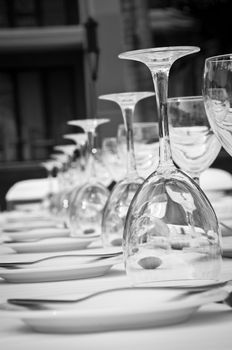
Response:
[[0, 0, 231, 209]]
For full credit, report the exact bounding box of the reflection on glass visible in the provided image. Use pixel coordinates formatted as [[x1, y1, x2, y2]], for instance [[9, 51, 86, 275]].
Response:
[[168, 96, 221, 182], [203, 54, 232, 156]]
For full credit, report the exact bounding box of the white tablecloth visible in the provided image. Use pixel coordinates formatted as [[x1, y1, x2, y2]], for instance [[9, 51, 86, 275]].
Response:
[[0, 259, 232, 350], [1, 168, 232, 349]]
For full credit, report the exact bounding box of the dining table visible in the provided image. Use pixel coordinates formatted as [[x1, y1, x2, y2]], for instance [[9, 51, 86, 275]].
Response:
[[0, 247, 232, 350], [1, 169, 232, 350]]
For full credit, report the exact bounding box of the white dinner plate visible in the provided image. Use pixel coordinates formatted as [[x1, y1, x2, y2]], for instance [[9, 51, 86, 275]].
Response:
[[0, 246, 123, 264], [0, 211, 49, 223], [138, 278, 229, 291], [3, 236, 95, 253], [0, 256, 121, 283], [0, 287, 228, 333], [2, 220, 63, 232], [3, 227, 71, 242]]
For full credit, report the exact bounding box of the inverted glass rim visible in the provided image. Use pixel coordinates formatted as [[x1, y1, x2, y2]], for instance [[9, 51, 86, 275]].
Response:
[[168, 95, 203, 102], [119, 46, 200, 58], [67, 118, 110, 125], [205, 53, 232, 63], [99, 91, 155, 99]]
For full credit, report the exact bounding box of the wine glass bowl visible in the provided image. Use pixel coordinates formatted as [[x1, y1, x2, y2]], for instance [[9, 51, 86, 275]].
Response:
[[168, 96, 221, 181], [119, 46, 222, 286], [203, 54, 232, 157], [124, 168, 221, 285]]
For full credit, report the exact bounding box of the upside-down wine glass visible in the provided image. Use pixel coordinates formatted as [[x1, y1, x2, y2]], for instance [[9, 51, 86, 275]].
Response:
[[67, 118, 110, 236], [65, 130, 112, 188], [49, 152, 70, 220], [119, 46, 222, 286], [52, 144, 78, 223], [100, 92, 154, 247], [168, 96, 221, 184], [203, 54, 232, 232], [63, 133, 88, 192], [203, 53, 232, 157]]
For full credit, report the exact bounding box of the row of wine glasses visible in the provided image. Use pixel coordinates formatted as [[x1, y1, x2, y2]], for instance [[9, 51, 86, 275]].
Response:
[[42, 95, 159, 239], [39, 47, 231, 289]]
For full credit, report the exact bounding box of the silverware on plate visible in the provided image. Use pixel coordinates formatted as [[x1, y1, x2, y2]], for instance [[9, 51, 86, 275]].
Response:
[[0, 251, 122, 269], [6, 283, 232, 310]]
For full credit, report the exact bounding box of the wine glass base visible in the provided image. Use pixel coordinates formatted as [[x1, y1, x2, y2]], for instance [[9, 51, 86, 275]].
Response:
[[126, 250, 222, 288]]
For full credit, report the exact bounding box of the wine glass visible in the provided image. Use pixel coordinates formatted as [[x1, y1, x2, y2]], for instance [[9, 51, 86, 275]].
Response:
[[49, 152, 71, 221], [168, 96, 221, 183], [66, 118, 110, 236], [203, 53, 232, 156], [119, 47, 222, 286], [100, 92, 154, 247], [52, 144, 79, 223]]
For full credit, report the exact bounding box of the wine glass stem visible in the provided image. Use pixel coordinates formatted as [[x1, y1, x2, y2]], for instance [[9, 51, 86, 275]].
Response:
[[152, 70, 174, 169], [122, 107, 138, 178], [86, 130, 97, 181]]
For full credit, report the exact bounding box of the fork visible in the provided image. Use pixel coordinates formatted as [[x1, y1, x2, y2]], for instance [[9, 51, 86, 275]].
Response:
[[7, 284, 232, 310], [0, 252, 122, 269]]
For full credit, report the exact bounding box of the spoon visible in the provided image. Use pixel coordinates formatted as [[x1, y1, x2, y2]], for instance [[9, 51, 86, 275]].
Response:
[[7, 284, 232, 310], [0, 251, 122, 268]]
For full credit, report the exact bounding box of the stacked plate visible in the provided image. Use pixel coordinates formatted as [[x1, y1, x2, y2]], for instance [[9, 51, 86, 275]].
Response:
[[0, 283, 230, 333], [0, 210, 122, 283], [0, 206, 231, 333]]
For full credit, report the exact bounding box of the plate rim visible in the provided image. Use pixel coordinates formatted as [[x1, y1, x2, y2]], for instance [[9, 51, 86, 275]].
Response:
[[0, 286, 228, 320], [0, 256, 121, 276]]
